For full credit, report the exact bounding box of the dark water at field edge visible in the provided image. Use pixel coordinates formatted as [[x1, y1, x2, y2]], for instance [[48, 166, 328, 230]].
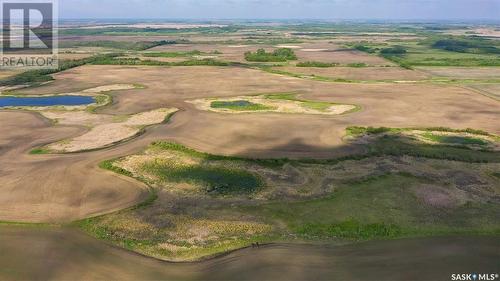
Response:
[[0, 95, 94, 107], [0, 226, 498, 281]]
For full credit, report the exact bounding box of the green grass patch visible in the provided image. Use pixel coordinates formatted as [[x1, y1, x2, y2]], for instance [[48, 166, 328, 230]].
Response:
[[265, 92, 357, 112], [142, 161, 263, 195], [29, 148, 51, 155], [349, 38, 500, 67], [245, 174, 500, 240], [367, 136, 499, 163], [421, 132, 487, 146], [347, 126, 496, 138], [99, 160, 133, 177], [211, 100, 274, 111], [345, 127, 499, 163], [296, 220, 402, 240], [301, 101, 334, 111], [346, 126, 398, 136]]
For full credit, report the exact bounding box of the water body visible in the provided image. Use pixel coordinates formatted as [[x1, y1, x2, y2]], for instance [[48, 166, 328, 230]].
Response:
[[0, 95, 94, 107], [0, 226, 498, 281]]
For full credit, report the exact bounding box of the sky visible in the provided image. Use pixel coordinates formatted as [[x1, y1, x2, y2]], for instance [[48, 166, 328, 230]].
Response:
[[61, 0, 500, 20]]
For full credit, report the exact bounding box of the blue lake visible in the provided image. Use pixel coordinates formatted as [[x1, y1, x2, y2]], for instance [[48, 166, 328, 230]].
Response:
[[0, 95, 95, 107]]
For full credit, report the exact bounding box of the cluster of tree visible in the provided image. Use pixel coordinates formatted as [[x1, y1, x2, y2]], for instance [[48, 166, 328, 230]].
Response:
[[244, 48, 297, 62], [380, 46, 407, 55], [353, 44, 377, 54], [432, 39, 500, 54]]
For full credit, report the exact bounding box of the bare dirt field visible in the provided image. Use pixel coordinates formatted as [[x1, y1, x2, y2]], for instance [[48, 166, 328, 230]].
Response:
[[148, 43, 276, 63], [3, 65, 499, 222], [467, 84, 500, 100], [17, 65, 500, 149], [0, 226, 498, 281], [0, 111, 150, 222], [275, 66, 429, 81], [416, 67, 500, 79], [147, 42, 396, 65]]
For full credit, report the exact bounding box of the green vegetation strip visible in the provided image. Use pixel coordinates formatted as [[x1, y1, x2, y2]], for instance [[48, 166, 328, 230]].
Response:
[[211, 100, 274, 111], [345, 126, 499, 163], [421, 132, 487, 146]]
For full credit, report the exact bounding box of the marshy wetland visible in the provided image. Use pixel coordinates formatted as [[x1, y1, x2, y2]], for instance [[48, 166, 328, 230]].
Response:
[[0, 20, 499, 280]]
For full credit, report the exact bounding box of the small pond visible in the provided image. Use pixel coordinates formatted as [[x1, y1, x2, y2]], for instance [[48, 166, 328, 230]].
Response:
[[0, 95, 95, 107]]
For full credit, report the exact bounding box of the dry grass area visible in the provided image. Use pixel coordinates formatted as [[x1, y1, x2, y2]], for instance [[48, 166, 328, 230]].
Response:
[[0, 69, 23, 80], [43, 108, 177, 152], [276, 66, 429, 81]]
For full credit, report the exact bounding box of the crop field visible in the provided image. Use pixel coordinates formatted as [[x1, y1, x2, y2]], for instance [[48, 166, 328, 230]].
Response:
[[415, 67, 500, 79], [0, 20, 499, 276]]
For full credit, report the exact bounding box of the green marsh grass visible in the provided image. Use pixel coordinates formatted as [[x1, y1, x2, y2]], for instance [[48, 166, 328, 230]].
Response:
[[211, 100, 274, 111]]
